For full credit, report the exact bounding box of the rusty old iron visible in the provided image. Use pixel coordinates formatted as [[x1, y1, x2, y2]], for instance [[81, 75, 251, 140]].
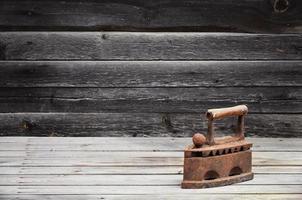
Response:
[[181, 105, 253, 189]]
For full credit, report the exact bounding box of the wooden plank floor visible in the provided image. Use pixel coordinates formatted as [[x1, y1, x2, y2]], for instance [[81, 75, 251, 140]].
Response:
[[0, 137, 301, 200]]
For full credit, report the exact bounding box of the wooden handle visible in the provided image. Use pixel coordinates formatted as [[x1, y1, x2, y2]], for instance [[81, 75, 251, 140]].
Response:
[[206, 105, 248, 120], [206, 105, 248, 145]]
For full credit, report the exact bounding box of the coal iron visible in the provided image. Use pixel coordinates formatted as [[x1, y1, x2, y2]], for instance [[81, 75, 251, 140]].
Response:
[[181, 105, 253, 189]]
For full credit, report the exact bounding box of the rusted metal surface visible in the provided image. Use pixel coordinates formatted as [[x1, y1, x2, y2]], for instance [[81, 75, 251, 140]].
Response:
[[182, 105, 253, 189]]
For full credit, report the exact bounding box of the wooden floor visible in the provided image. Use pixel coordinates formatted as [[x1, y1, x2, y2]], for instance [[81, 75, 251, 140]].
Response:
[[0, 137, 301, 199]]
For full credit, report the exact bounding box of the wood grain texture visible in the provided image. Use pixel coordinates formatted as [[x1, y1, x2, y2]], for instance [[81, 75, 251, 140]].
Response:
[[1, 185, 301, 194], [1, 138, 300, 152], [1, 166, 301, 175], [0, 113, 300, 137], [0, 87, 300, 113], [1, 32, 302, 60], [0, 0, 301, 33], [0, 137, 300, 198], [0, 194, 301, 200], [1, 174, 301, 186], [0, 151, 301, 166], [1, 61, 301, 87]]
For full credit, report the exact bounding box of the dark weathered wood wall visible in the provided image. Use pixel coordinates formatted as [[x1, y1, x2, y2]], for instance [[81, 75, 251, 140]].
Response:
[[0, 0, 301, 137], [1, 0, 302, 33]]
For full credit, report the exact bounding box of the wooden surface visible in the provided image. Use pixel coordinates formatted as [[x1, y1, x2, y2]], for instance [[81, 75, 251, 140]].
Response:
[[0, 87, 301, 113], [1, 32, 302, 60], [0, 60, 301, 137], [0, 0, 301, 33], [0, 137, 301, 199], [0, 61, 301, 87], [0, 2, 301, 137], [0, 113, 300, 137]]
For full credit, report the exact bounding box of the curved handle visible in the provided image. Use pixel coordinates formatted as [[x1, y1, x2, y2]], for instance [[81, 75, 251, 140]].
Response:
[[206, 105, 248, 145], [206, 105, 248, 120]]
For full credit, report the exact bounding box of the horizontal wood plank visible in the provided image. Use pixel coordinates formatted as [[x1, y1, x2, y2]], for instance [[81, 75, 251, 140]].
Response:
[[1, 32, 302, 60], [0, 0, 301, 33], [0, 185, 301, 195], [1, 174, 301, 186], [0, 87, 300, 113], [0, 152, 301, 166], [0, 138, 301, 152], [1, 166, 301, 175], [0, 194, 301, 200], [1, 61, 301, 87], [0, 113, 300, 137]]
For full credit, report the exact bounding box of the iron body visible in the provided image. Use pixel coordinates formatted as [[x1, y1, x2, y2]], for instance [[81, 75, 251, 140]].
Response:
[[182, 105, 253, 189]]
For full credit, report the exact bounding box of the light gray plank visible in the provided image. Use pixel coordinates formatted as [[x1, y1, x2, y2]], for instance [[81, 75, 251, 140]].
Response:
[[1, 32, 302, 60], [1, 166, 302, 175], [1, 138, 301, 152], [0, 194, 301, 200], [0, 185, 301, 195], [0, 152, 301, 166], [0, 174, 301, 186]]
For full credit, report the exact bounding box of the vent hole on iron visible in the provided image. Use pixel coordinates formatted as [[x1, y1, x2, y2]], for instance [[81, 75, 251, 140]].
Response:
[[229, 167, 242, 176], [204, 170, 219, 180], [191, 152, 203, 157], [209, 151, 214, 156]]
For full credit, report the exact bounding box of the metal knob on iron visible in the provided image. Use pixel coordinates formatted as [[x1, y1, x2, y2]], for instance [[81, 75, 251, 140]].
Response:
[[192, 133, 206, 147]]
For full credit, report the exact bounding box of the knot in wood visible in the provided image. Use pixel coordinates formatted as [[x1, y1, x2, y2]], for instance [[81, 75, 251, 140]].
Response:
[[273, 0, 289, 13]]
